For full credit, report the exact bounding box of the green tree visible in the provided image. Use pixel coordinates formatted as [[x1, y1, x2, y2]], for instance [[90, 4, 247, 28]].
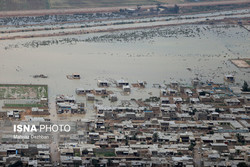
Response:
[[237, 162, 248, 167], [108, 159, 112, 166], [188, 141, 196, 151], [190, 108, 197, 115], [236, 133, 245, 145], [242, 81, 250, 92], [132, 133, 137, 140], [125, 135, 129, 146], [174, 4, 180, 14], [153, 132, 158, 142], [92, 159, 100, 167], [8, 161, 23, 167], [207, 130, 214, 135], [215, 108, 220, 113], [178, 152, 183, 155], [82, 149, 89, 155]]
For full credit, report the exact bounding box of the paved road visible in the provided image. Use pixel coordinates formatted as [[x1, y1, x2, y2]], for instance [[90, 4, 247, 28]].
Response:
[[193, 142, 202, 167], [48, 99, 96, 166], [48, 102, 60, 166]]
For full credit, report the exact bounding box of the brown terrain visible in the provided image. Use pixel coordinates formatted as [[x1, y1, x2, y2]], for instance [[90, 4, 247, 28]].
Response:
[[0, 0, 249, 17], [231, 59, 250, 68]]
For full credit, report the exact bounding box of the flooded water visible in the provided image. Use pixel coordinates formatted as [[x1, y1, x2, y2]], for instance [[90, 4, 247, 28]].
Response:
[[1, 11, 250, 39], [0, 24, 250, 103]]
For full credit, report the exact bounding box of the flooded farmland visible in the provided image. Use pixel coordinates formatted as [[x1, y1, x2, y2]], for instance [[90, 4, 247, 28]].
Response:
[[1, 1, 250, 165], [0, 23, 250, 102]]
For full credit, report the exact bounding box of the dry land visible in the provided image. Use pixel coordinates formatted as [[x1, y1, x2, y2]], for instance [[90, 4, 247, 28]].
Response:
[[231, 59, 250, 68], [0, 0, 50, 11], [49, 0, 155, 9], [0, 0, 248, 13]]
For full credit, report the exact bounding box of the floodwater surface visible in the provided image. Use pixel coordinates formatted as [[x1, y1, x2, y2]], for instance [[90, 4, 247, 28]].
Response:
[[0, 24, 249, 102]]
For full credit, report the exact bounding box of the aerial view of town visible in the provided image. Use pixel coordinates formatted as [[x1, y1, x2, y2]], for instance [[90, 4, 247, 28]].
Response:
[[0, 0, 250, 166]]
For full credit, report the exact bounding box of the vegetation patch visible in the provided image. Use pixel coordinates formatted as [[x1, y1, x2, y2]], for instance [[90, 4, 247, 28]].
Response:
[[93, 149, 116, 157], [246, 60, 250, 66], [49, 0, 156, 9], [4, 103, 45, 108], [0, 84, 48, 100]]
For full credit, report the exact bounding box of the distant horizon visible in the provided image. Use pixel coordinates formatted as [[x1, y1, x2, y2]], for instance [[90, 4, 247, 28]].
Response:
[[0, 0, 246, 12]]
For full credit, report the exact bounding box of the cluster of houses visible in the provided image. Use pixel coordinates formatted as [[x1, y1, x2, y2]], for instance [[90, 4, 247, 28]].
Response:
[[0, 97, 50, 119], [119, 4, 180, 15], [0, 116, 53, 166], [74, 80, 146, 103], [0, 110, 22, 119], [54, 79, 250, 166], [0, 143, 51, 166], [1, 78, 250, 166], [56, 95, 85, 114]]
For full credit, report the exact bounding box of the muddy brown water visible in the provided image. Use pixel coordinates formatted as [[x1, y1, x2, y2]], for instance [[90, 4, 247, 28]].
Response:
[[0, 24, 249, 104]]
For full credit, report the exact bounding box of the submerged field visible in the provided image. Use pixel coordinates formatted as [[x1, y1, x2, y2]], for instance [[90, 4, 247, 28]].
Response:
[[0, 23, 249, 100]]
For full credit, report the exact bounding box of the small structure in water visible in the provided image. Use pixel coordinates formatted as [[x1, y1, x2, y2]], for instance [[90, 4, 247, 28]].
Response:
[[132, 80, 146, 88], [33, 74, 48, 78], [75, 88, 85, 95], [87, 94, 95, 101], [67, 73, 81, 79], [192, 78, 200, 87], [109, 94, 118, 102], [116, 79, 129, 87], [75, 88, 94, 95], [224, 75, 235, 82], [94, 88, 107, 95], [97, 80, 110, 87], [123, 85, 131, 93]]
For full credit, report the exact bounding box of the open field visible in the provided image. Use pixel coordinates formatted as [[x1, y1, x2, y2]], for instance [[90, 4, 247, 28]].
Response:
[[158, 0, 226, 3], [4, 103, 45, 108], [93, 149, 116, 157], [49, 0, 156, 9], [0, 84, 48, 100], [0, 0, 50, 11], [0, 0, 245, 11]]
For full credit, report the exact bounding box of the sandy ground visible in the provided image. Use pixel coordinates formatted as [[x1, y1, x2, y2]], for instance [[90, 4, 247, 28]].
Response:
[[231, 59, 250, 68], [0, 0, 249, 17]]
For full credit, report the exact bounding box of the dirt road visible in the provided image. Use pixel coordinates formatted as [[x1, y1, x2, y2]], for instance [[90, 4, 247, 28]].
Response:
[[0, 0, 249, 17]]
